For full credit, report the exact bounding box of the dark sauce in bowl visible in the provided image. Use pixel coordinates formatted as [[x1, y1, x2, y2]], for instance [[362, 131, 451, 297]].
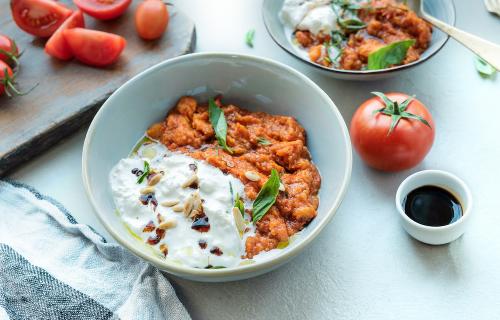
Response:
[[403, 185, 462, 227]]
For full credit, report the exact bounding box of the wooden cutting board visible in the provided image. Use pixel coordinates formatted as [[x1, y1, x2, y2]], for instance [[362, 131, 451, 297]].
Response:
[[0, 1, 196, 176]]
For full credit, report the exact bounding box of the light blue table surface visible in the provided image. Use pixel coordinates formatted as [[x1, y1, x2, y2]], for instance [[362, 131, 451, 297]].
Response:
[[10, 1, 500, 319]]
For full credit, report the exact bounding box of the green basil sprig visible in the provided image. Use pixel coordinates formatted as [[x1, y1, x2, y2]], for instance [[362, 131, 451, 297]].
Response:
[[475, 56, 496, 77], [208, 98, 233, 154], [137, 161, 150, 184], [367, 39, 415, 70], [245, 29, 255, 48], [257, 137, 271, 146], [252, 169, 280, 222], [338, 17, 366, 31], [234, 193, 245, 217]]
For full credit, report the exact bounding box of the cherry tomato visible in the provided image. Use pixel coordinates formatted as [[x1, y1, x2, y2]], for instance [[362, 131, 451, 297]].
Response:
[[73, 0, 132, 20], [0, 35, 20, 67], [0, 60, 21, 97], [45, 10, 85, 60], [135, 0, 169, 40], [10, 0, 73, 38], [350, 92, 435, 172], [62, 28, 126, 67]]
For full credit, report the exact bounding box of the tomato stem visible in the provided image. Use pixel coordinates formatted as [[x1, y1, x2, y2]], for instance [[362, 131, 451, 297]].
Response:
[[2, 67, 37, 98], [371, 91, 431, 135]]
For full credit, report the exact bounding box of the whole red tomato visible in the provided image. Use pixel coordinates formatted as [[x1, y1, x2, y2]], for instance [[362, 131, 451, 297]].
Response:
[[350, 92, 435, 172]]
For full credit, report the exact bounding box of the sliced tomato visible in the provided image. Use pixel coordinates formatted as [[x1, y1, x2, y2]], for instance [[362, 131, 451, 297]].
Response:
[[45, 10, 85, 60], [10, 0, 73, 38], [62, 28, 126, 67], [73, 0, 132, 20]]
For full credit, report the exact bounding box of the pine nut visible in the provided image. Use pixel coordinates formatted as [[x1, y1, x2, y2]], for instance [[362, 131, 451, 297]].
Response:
[[148, 173, 162, 186], [232, 207, 246, 234], [161, 200, 180, 207], [158, 219, 177, 230], [140, 186, 155, 194], [245, 171, 260, 182]]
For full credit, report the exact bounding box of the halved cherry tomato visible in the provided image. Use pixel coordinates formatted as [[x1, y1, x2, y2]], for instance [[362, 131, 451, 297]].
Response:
[[135, 0, 169, 40], [45, 10, 85, 60], [10, 0, 73, 38], [73, 0, 132, 20], [350, 92, 435, 172], [62, 28, 126, 67], [0, 35, 20, 67]]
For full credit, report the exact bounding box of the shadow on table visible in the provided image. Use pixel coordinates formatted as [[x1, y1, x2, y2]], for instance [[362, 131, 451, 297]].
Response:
[[166, 241, 339, 320], [404, 231, 463, 281]]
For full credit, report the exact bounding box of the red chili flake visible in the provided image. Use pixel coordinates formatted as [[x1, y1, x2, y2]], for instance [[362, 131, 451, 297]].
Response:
[[139, 193, 158, 211], [146, 228, 166, 245], [156, 228, 166, 240], [142, 220, 155, 232], [160, 244, 168, 257], [198, 240, 207, 249], [147, 236, 160, 245], [210, 247, 223, 256], [157, 213, 164, 224]]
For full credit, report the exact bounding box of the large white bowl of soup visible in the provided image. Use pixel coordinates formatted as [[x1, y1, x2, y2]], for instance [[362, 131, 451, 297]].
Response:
[[82, 52, 352, 282]]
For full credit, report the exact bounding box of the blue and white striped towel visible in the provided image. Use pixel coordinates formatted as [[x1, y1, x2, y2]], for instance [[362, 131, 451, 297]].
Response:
[[0, 180, 190, 320]]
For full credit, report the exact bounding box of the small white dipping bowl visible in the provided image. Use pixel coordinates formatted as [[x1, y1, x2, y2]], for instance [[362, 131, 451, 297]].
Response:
[[82, 52, 352, 282], [395, 170, 472, 245]]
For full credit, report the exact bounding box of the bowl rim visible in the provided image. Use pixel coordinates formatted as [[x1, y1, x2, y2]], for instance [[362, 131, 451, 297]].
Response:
[[82, 52, 353, 279], [262, 0, 456, 76]]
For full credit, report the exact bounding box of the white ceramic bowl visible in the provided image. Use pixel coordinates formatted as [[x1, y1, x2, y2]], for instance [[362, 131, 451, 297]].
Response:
[[395, 170, 472, 245], [262, 0, 455, 80], [82, 52, 352, 282]]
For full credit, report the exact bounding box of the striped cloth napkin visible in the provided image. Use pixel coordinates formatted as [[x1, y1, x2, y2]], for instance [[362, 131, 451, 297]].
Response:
[[0, 180, 190, 320]]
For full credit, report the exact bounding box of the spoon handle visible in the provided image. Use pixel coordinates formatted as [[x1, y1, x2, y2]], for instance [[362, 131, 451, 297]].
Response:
[[423, 14, 500, 71]]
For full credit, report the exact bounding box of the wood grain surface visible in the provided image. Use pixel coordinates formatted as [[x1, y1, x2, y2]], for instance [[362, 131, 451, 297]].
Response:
[[0, 1, 196, 176]]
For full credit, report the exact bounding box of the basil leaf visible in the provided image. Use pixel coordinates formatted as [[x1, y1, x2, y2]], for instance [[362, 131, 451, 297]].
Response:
[[208, 98, 233, 154], [475, 56, 496, 77], [257, 137, 271, 146], [331, 31, 346, 48], [245, 29, 255, 48], [252, 169, 280, 222], [338, 17, 366, 30], [137, 161, 150, 184], [367, 39, 415, 70], [234, 193, 245, 217]]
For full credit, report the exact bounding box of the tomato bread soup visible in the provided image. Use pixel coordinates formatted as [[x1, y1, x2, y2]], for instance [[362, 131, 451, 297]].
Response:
[[280, 0, 432, 71], [109, 96, 321, 269], [148, 96, 321, 258]]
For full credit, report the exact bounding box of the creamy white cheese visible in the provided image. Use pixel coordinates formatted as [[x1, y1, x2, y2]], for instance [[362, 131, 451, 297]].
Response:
[[109, 142, 253, 268], [280, 0, 338, 35]]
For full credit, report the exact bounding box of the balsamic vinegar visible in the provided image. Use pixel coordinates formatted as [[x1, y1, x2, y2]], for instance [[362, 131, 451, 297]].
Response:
[[403, 185, 462, 227]]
